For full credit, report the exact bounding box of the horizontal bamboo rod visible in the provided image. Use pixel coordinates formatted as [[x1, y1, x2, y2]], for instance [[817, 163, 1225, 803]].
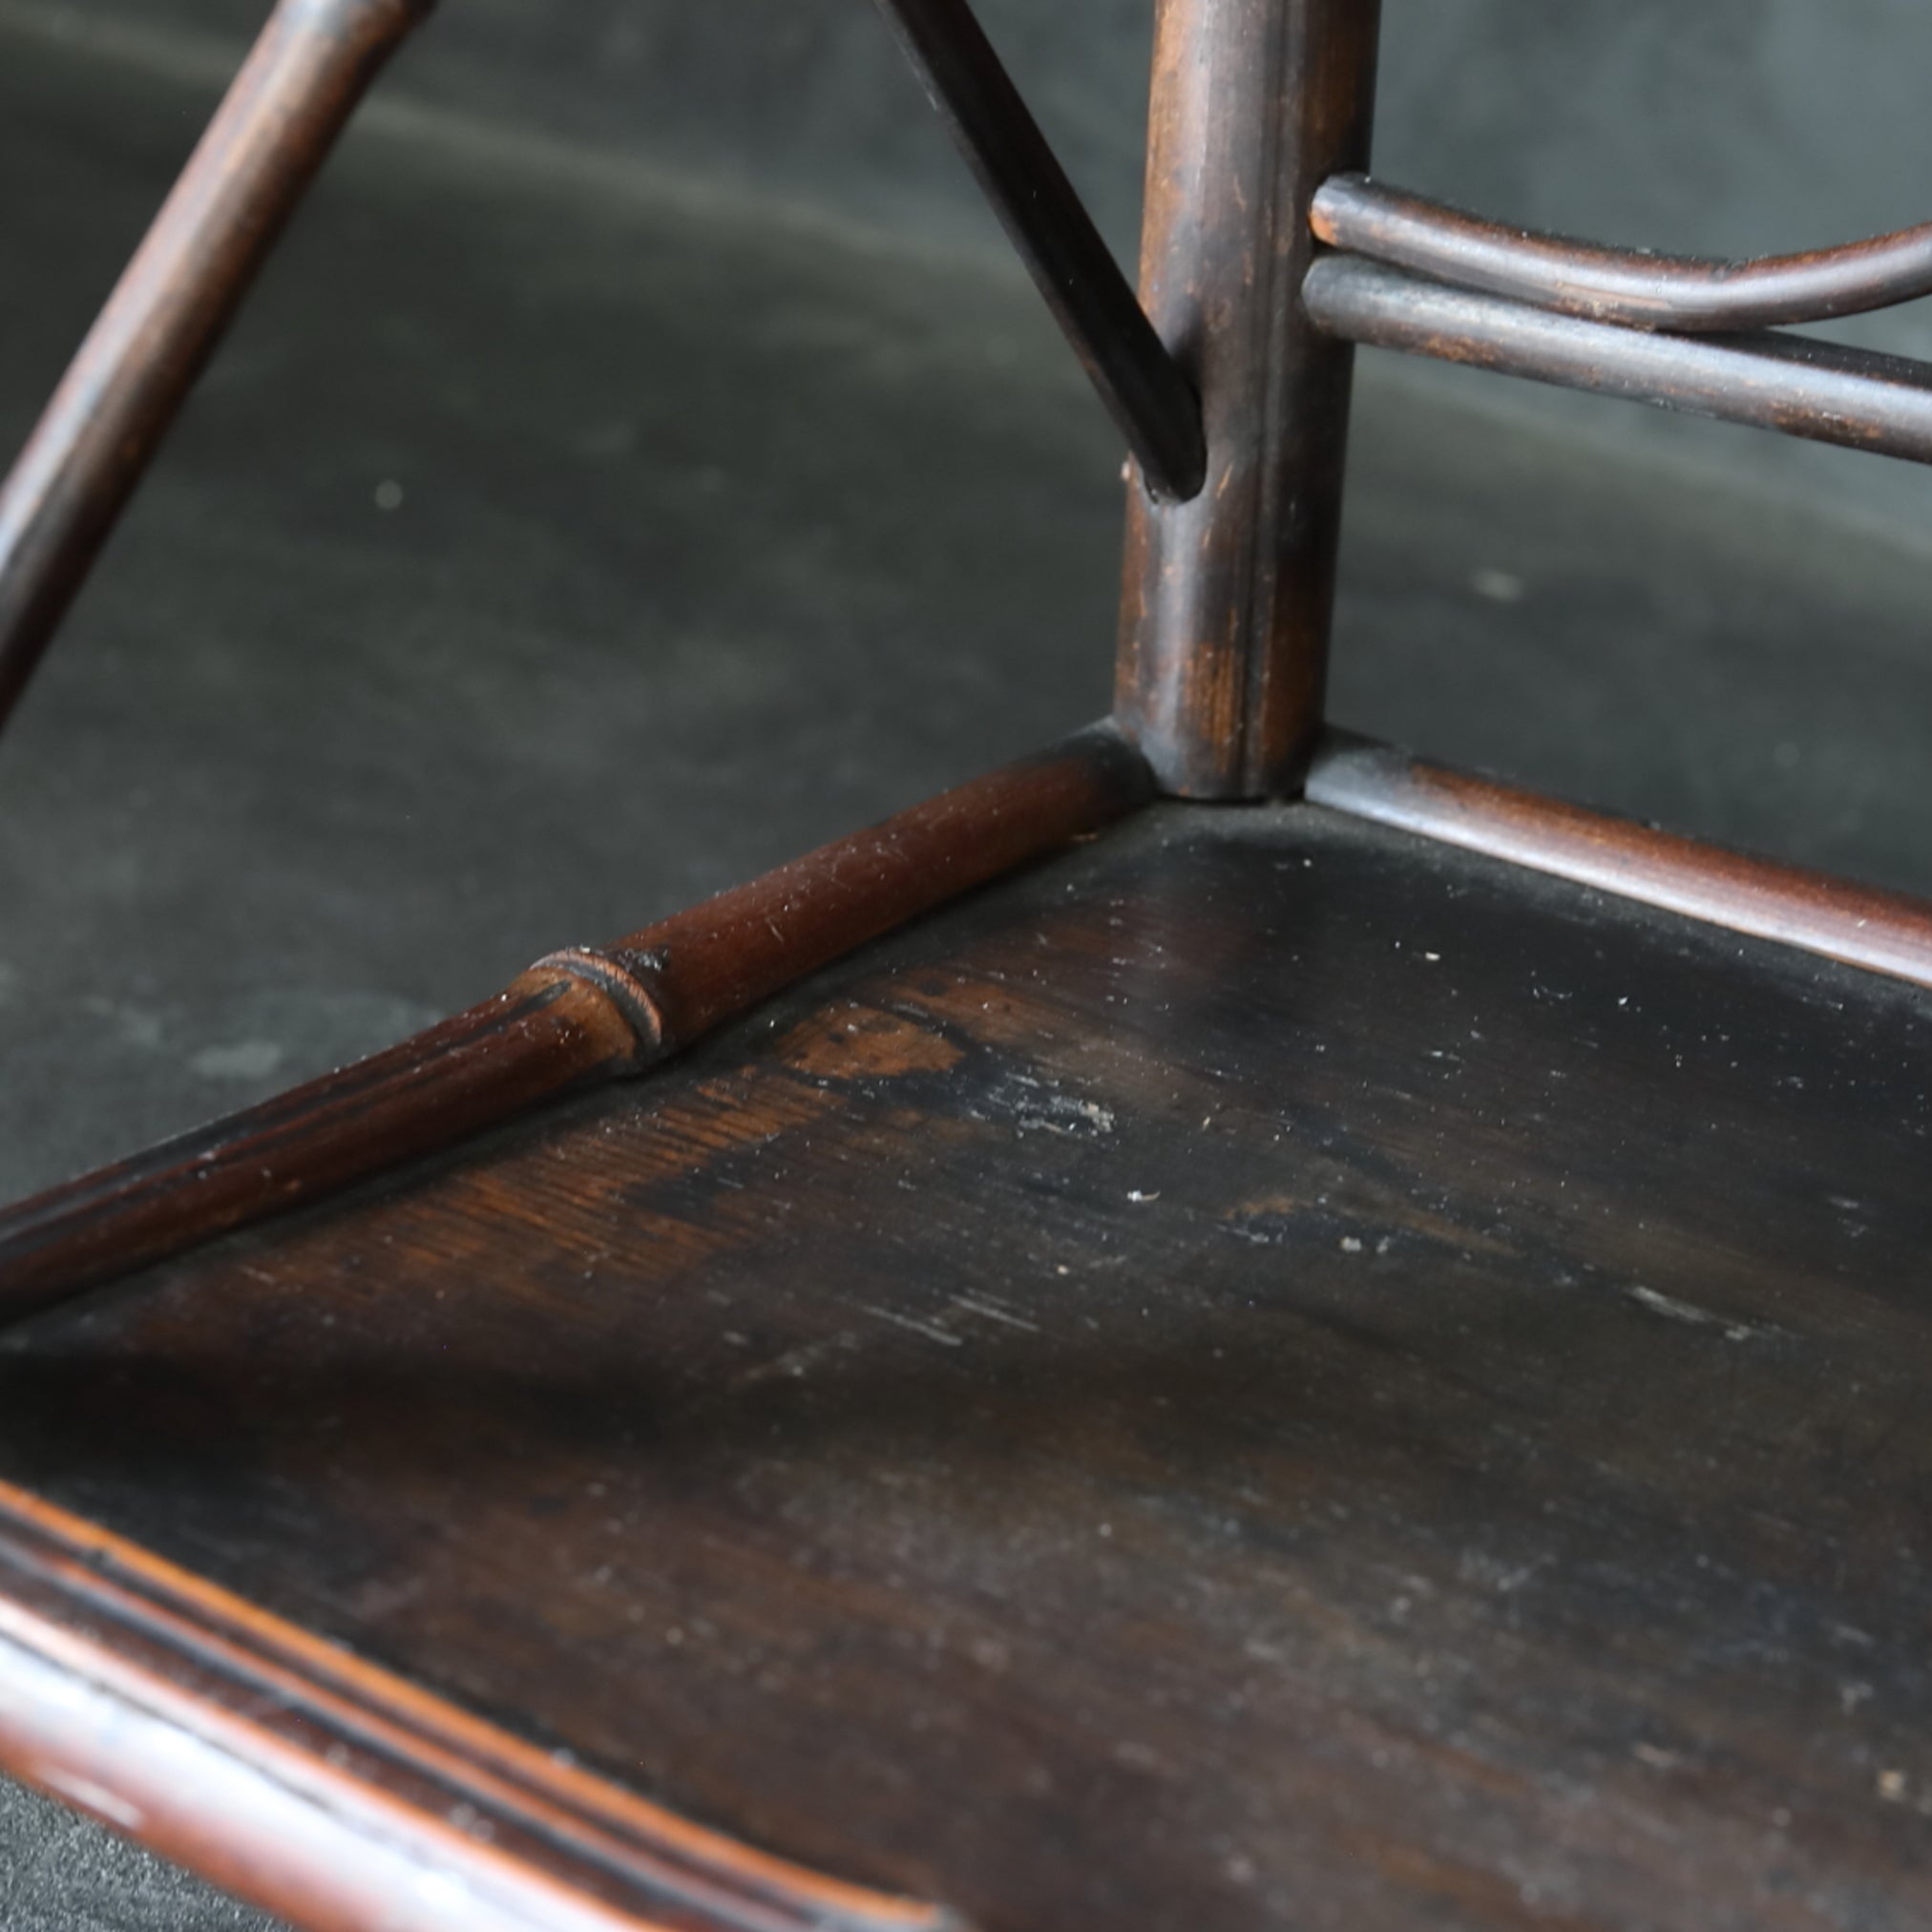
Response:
[[1312, 173, 1932, 334], [1308, 731, 1932, 994], [1303, 256, 1932, 466], [0, 725, 1154, 1320]]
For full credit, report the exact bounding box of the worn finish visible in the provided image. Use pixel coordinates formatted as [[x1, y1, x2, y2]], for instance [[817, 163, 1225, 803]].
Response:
[[871, 0, 1204, 502], [1308, 732, 1932, 993], [1312, 173, 1932, 333], [1304, 256, 1932, 465], [0, 977, 639, 1329], [0, 1483, 950, 1932], [0, 0, 433, 740], [9, 3, 1932, 1923], [4, 803, 1932, 1931], [0, 726, 1151, 1317], [1115, 0, 1381, 798]]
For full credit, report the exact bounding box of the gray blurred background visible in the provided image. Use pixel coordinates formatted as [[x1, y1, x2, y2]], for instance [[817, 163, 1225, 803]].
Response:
[[1, 0, 1929, 1922]]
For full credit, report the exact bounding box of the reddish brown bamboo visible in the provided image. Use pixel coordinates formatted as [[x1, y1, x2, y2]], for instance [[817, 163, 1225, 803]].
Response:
[[0, 0, 434, 738], [1303, 256, 1932, 467], [871, 0, 1205, 503], [1115, 0, 1382, 799], [0, 1484, 949, 1932], [1312, 173, 1932, 334], [0, 725, 1152, 1318], [1308, 731, 1932, 992]]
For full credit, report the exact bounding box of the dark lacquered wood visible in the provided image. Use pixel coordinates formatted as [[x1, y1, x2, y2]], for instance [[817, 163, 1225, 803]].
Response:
[[0, 725, 1151, 1318], [0, 1483, 950, 1932], [10, 1, 1932, 1921], [871, 0, 1204, 503], [1312, 173, 1932, 332], [5, 803, 1931, 1930], [1304, 256, 1932, 465], [1115, 0, 1381, 798], [0, 0, 433, 739], [1309, 731, 1932, 992]]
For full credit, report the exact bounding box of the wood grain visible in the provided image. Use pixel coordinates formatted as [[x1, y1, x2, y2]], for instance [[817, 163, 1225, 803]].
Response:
[[0, 725, 1151, 1317], [0, 1481, 952, 1932], [5, 801, 1930, 1929]]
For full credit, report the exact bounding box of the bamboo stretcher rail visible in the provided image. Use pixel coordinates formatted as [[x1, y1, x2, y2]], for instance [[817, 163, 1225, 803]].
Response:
[[1304, 256, 1932, 466], [1309, 731, 1932, 994], [1312, 173, 1932, 333], [0, 724, 1153, 1319]]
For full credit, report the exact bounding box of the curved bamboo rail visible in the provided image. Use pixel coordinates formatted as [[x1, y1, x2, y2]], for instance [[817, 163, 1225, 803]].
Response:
[[1312, 173, 1932, 333]]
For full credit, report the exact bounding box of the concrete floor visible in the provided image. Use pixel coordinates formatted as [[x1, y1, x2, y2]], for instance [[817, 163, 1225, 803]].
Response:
[[4, 12, 1932, 1928]]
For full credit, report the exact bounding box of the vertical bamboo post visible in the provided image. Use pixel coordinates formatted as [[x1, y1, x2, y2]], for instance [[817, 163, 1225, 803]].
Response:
[[1115, 0, 1382, 797]]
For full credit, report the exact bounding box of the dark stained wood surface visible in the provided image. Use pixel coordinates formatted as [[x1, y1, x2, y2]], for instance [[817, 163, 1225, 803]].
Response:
[[0, 1483, 951, 1932], [3, 801, 1931, 1930]]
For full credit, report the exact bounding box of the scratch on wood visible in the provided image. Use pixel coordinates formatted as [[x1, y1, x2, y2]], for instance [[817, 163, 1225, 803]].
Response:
[[860, 1306, 966, 1349], [1626, 1284, 1760, 1342]]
